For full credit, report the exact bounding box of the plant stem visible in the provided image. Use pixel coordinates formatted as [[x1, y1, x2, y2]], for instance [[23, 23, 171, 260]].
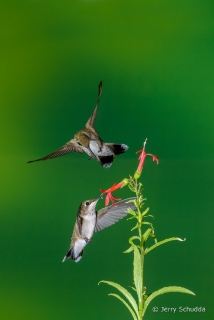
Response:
[[134, 179, 145, 319]]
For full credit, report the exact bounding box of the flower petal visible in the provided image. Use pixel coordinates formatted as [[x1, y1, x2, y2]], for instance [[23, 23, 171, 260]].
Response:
[[105, 194, 110, 206], [146, 154, 159, 164]]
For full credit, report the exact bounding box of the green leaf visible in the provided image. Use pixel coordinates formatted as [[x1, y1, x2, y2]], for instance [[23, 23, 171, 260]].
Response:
[[131, 223, 138, 231], [123, 246, 134, 254], [129, 236, 141, 245], [108, 294, 138, 320], [150, 231, 157, 243], [142, 221, 153, 228], [145, 237, 186, 255], [133, 245, 143, 305], [128, 179, 135, 192], [128, 186, 135, 192], [142, 286, 195, 316], [99, 281, 139, 319], [134, 200, 138, 207], [141, 207, 149, 217], [127, 216, 136, 220], [127, 208, 137, 216], [144, 214, 154, 219], [142, 228, 152, 243], [126, 199, 136, 204]]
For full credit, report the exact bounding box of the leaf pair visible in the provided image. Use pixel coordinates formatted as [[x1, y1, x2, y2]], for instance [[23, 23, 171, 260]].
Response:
[[100, 243, 195, 320], [99, 244, 143, 320], [99, 280, 140, 320]]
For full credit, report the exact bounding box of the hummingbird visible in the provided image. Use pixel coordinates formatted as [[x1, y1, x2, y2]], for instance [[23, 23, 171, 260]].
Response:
[[28, 81, 128, 168], [62, 197, 136, 263]]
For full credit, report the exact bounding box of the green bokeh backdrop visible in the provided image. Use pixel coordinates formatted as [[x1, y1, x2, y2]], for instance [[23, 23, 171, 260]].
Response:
[[1, 1, 214, 319]]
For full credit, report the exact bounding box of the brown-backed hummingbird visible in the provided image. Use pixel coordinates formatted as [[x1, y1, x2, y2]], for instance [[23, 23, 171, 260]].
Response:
[[28, 81, 128, 168], [62, 197, 135, 262]]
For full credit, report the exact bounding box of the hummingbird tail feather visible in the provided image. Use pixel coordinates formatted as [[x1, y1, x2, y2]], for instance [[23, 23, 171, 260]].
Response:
[[74, 250, 84, 262], [62, 247, 84, 263], [72, 248, 84, 262], [62, 248, 73, 262], [106, 143, 129, 155], [98, 155, 114, 168]]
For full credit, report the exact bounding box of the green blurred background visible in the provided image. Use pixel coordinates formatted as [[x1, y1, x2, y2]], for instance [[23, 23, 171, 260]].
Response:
[[1, 0, 213, 319]]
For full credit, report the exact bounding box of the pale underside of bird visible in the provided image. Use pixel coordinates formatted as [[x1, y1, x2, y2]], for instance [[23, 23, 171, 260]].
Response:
[[28, 81, 128, 168], [62, 197, 136, 263]]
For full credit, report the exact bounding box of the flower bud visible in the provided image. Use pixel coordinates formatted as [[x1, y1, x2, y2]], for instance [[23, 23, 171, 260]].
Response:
[[121, 178, 129, 187], [134, 170, 141, 179]]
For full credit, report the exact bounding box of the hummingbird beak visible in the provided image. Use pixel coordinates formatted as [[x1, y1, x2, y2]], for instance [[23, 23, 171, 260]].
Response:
[[88, 195, 102, 207], [96, 194, 103, 201]]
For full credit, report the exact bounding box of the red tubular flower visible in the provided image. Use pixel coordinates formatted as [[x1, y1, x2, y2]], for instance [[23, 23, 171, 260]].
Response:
[[100, 181, 125, 206], [134, 138, 159, 179]]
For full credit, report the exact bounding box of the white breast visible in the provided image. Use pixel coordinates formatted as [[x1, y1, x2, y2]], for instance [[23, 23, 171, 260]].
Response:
[[81, 217, 96, 239]]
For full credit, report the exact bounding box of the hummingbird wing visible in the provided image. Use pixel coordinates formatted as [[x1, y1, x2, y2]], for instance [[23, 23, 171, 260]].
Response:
[[94, 198, 136, 232], [85, 81, 103, 129], [28, 139, 83, 163]]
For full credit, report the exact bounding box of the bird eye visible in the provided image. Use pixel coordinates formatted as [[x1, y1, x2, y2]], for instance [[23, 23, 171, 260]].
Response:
[[85, 201, 90, 206], [78, 142, 82, 146]]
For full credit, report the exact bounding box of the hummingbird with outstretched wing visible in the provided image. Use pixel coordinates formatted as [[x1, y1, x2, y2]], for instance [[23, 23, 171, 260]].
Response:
[[62, 197, 136, 262], [28, 81, 128, 168]]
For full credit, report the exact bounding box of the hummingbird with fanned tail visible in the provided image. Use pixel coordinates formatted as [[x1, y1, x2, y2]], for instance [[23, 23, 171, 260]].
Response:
[[28, 81, 128, 168], [62, 197, 136, 263]]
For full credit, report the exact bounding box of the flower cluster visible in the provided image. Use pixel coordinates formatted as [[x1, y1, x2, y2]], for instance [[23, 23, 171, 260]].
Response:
[[100, 139, 159, 206]]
